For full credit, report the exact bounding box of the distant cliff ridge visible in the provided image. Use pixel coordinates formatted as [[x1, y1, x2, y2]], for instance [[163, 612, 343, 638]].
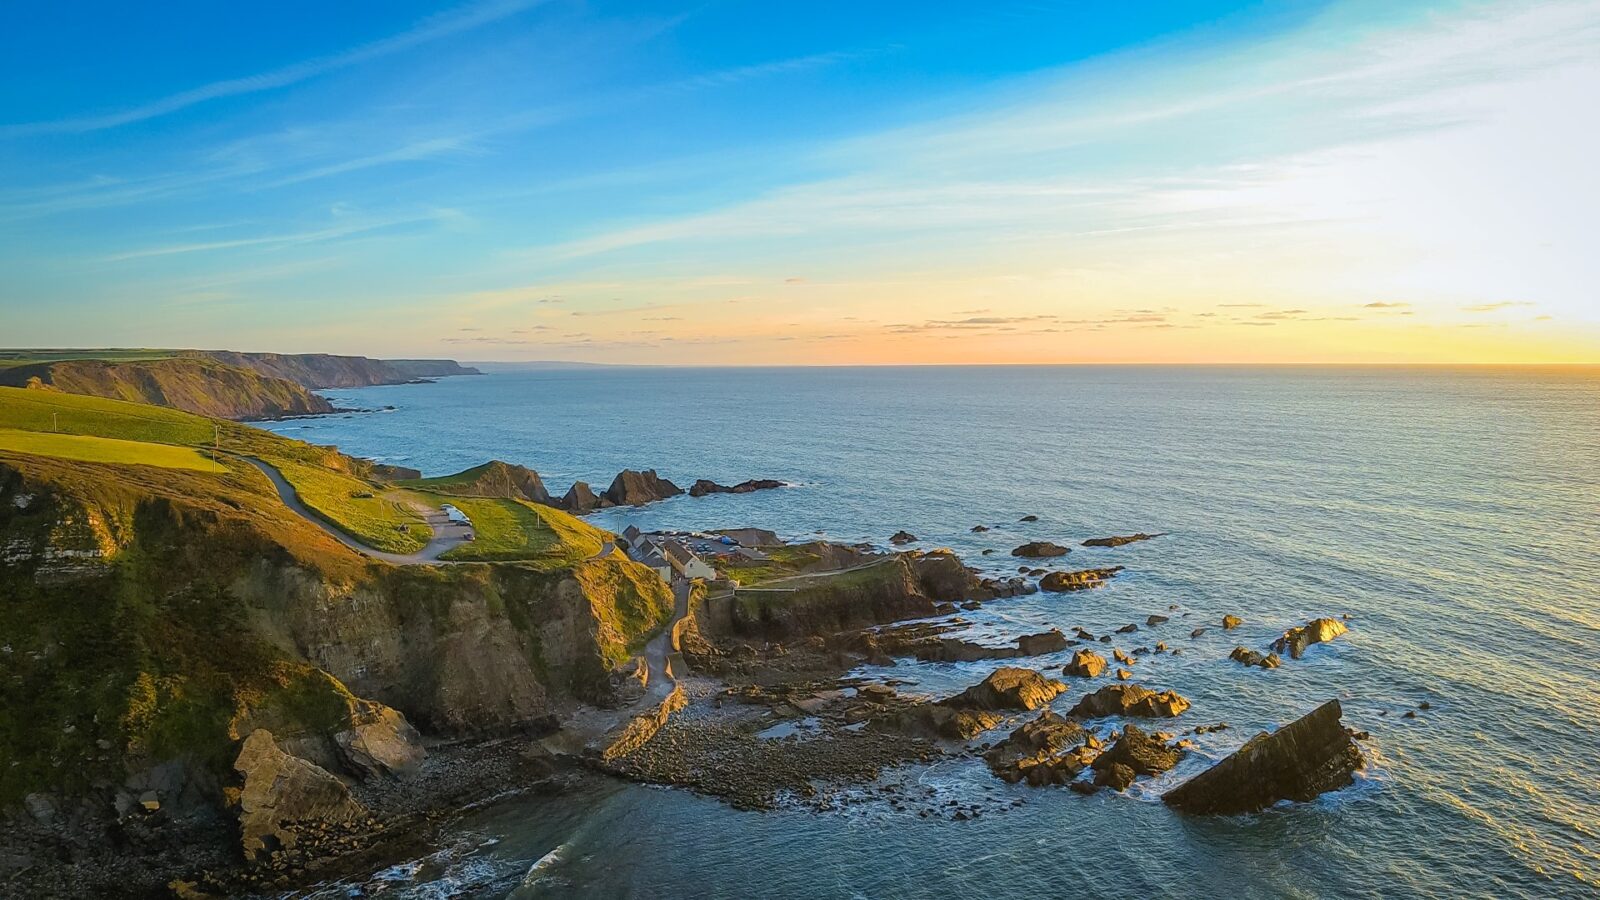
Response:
[[0, 358, 334, 420], [183, 351, 480, 389]]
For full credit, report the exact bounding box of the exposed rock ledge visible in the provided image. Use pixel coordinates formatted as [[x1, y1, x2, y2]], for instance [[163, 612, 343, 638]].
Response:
[[1163, 699, 1364, 814], [688, 478, 785, 497]]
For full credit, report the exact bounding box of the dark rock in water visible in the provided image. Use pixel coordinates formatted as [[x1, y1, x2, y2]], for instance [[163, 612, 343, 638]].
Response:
[[561, 480, 600, 513], [1115, 623, 1139, 634], [1039, 567, 1123, 592], [1020, 515, 1039, 522], [1272, 618, 1349, 659], [1095, 762, 1137, 791], [948, 667, 1066, 711], [689, 478, 785, 497], [1016, 629, 1070, 656], [890, 530, 919, 545], [1163, 700, 1365, 815], [1191, 628, 1207, 638], [602, 469, 684, 506], [1146, 614, 1169, 626], [1229, 646, 1281, 669], [1090, 724, 1183, 788], [971, 525, 991, 533], [1222, 615, 1243, 630], [1012, 541, 1071, 558], [1063, 649, 1108, 678], [981, 548, 996, 555], [1069, 684, 1190, 718], [1082, 533, 1163, 548], [961, 600, 983, 611]]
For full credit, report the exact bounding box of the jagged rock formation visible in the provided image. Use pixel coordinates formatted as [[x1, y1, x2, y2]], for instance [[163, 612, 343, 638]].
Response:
[[1039, 566, 1123, 592], [1068, 684, 1190, 718], [1230, 646, 1282, 669], [946, 667, 1066, 711], [984, 710, 1095, 785], [1082, 533, 1163, 547], [1273, 617, 1349, 659], [1012, 541, 1070, 558], [688, 478, 785, 497], [232, 730, 365, 862], [874, 627, 1068, 663], [1089, 724, 1183, 790], [1163, 700, 1365, 814], [562, 480, 599, 513], [0, 358, 334, 420], [602, 469, 683, 506], [334, 700, 425, 778]]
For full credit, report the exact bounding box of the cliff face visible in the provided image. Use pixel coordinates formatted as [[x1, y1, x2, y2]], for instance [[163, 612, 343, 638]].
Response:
[[188, 351, 478, 389], [0, 453, 671, 811], [0, 359, 333, 420]]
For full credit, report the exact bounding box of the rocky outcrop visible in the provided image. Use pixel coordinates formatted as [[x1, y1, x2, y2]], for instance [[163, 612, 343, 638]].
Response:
[[1163, 700, 1365, 814], [875, 626, 1069, 663], [1229, 646, 1282, 669], [561, 481, 599, 513], [1082, 533, 1162, 547], [688, 478, 785, 497], [412, 460, 552, 505], [189, 350, 476, 388], [1063, 649, 1108, 678], [984, 711, 1095, 785], [601, 469, 683, 507], [1090, 724, 1183, 789], [1273, 618, 1349, 659], [1222, 615, 1243, 630], [946, 667, 1066, 711], [232, 730, 366, 862], [0, 358, 335, 420], [1068, 684, 1190, 718], [1039, 566, 1123, 592], [889, 530, 918, 545], [1011, 541, 1070, 558]]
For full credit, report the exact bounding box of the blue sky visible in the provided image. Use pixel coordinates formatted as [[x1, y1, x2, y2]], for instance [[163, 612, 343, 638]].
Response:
[[2, 0, 1595, 362]]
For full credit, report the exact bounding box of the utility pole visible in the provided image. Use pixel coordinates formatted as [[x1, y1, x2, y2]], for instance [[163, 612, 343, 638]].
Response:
[[53, 412, 58, 433], [213, 424, 220, 463]]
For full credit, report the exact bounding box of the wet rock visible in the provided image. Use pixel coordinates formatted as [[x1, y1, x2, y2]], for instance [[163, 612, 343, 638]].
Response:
[[1112, 648, 1134, 666], [1069, 684, 1191, 719], [1019, 515, 1039, 522], [971, 525, 991, 533], [890, 531, 919, 545], [948, 667, 1067, 711], [1146, 614, 1169, 626], [1163, 700, 1365, 815], [1222, 615, 1243, 630], [1063, 649, 1107, 678], [1229, 646, 1282, 669], [1090, 724, 1184, 788], [688, 478, 784, 497], [857, 684, 897, 704], [1038, 567, 1123, 592], [1012, 541, 1071, 558], [983, 710, 1092, 785], [1095, 762, 1136, 791], [1082, 533, 1163, 548], [1016, 629, 1069, 656], [1272, 618, 1349, 659], [1191, 628, 1207, 638], [1115, 668, 1132, 681], [1115, 623, 1138, 634]]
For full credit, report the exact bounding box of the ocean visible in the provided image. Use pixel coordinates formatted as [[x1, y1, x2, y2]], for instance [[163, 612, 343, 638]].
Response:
[[259, 365, 1600, 899]]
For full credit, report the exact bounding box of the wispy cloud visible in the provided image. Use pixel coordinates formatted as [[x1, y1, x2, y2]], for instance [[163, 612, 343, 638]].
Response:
[[102, 211, 443, 261], [1, 0, 549, 138], [1461, 301, 1535, 312]]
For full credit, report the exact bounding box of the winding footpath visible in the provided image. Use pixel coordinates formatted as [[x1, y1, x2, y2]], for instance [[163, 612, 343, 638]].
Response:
[[236, 455, 472, 564]]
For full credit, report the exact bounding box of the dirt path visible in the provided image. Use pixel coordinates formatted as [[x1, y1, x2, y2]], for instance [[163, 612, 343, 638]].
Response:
[[237, 455, 472, 565]]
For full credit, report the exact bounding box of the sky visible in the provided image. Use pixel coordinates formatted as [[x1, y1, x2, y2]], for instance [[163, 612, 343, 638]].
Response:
[[1, 0, 1597, 364]]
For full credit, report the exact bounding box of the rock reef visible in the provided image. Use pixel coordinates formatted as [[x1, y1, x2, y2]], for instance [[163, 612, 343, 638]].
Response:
[[1163, 700, 1364, 814]]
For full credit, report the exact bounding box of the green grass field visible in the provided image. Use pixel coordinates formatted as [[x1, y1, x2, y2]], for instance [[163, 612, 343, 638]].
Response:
[[0, 429, 228, 472], [271, 460, 431, 554], [435, 496, 608, 565], [0, 349, 178, 370]]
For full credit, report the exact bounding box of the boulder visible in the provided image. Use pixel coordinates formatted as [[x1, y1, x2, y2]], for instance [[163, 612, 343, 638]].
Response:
[[1039, 567, 1123, 592], [1012, 541, 1071, 558], [334, 700, 425, 779], [561, 480, 600, 513], [1163, 700, 1365, 815], [971, 525, 991, 533], [1069, 684, 1190, 719], [1229, 646, 1282, 669], [1090, 724, 1183, 788], [232, 730, 366, 862], [1063, 649, 1107, 678], [890, 530, 919, 545], [1016, 629, 1069, 656], [1082, 533, 1162, 548], [1019, 515, 1039, 522], [1095, 762, 1137, 791], [1222, 615, 1243, 630], [947, 667, 1066, 711], [602, 469, 684, 506], [1146, 614, 1169, 626], [1273, 618, 1349, 659], [1115, 623, 1138, 634], [1191, 628, 1207, 638]]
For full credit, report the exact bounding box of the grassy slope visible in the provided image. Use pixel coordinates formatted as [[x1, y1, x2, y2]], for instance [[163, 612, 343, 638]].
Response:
[[0, 429, 228, 472], [0, 349, 178, 370], [0, 386, 423, 552], [0, 357, 331, 419], [435, 496, 607, 565], [274, 460, 429, 554]]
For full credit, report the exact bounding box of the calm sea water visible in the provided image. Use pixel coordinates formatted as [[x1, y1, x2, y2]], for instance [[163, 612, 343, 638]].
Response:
[[261, 365, 1600, 899]]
